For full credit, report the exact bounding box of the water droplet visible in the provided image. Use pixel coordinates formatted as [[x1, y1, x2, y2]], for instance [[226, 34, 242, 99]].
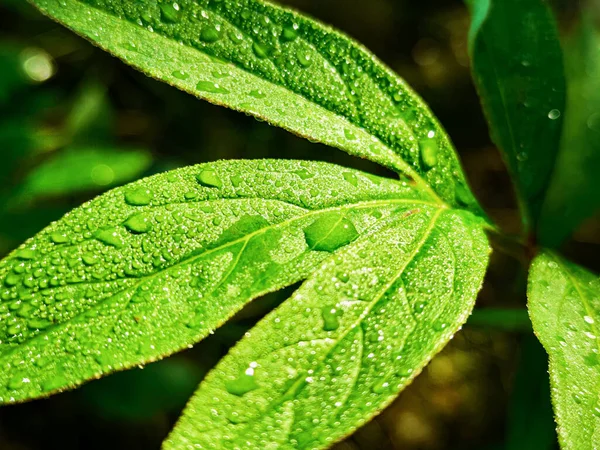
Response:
[[7, 374, 28, 390], [253, 42, 273, 59], [304, 213, 359, 252], [94, 228, 125, 249], [225, 370, 259, 396], [293, 169, 314, 180], [27, 318, 52, 329], [454, 182, 471, 206], [342, 172, 359, 187], [419, 139, 438, 169], [196, 80, 230, 94], [371, 378, 390, 394], [249, 89, 266, 99], [584, 353, 599, 367], [281, 24, 299, 42], [593, 407, 600, 418], [15, 249, 36, 260], [297, 49, 312, 67], [516, 152, 528, 162], [584, 315, 595, 325], [548, 109, 561, 120], [124, 213, 153, 234], [125, 188, 152, 206], [200, 24, 221, 43], [82, 253, 99, 266], [4, 273, 21, 287], [344, 128, 357, 141], [432, 320, 447, 331], [172, 70, 190, 80], [321, 305, 342, 331], [50, 232, 69, 244], [159, 2, 181, 23], [196, 169, 223, 188], [41, 374, 68, 393]]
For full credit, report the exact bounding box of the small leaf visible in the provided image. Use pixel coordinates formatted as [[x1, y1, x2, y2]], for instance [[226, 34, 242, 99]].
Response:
[[28, 0, 484, 215], [528, 251, 600, 449], [467, 0, 566, 229], [0, 159, 434, 403], [539, 17, 600, 246], [18, 146, 152, 198], [165, 207, 490, 449]]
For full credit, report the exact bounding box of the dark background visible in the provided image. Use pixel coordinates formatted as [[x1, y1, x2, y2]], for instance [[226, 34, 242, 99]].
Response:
[[0, 0, 596, 448]]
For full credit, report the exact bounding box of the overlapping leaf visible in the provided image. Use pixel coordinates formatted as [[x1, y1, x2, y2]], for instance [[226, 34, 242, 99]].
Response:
[[28, 0, 484, 215], [528, 252, 600, 449], [165, 207, 490, 449], [467, 0, 565, 229], [0, 159, 435, 403], [539, 18, 600, 246]]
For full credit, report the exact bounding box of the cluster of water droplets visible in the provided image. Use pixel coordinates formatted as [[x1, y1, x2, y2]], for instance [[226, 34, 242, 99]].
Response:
[[79, 0, 476, 209], [167, 207, 490, 448]]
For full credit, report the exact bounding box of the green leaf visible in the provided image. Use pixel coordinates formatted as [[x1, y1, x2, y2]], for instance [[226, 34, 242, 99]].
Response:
[[539, 17, 600, 246], [0, 159, 434, 403], [165, 207, 490, 449], [528, 251, 600, 449], [28, 0, 484, 215], [467, 0, 566, 229], [17, 146, 153, 199]]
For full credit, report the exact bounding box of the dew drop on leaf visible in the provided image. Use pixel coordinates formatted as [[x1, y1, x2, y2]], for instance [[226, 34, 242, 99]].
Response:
[[124, 213, 153, 234], [321, 305, 341, 331], [200, 25, 221, 43], [94, 228, 125, 249], [419, 139, 438, 169], [548, 109, 561, 120], [172, 70, 189, 80], [159, 2, 181, 23], [225, 369, 259, 396], [342, 172, 359, 187], [303, 213, 359, 252], [196, 81, 230, 94], [124, 188, 152, 206], [50, 232, 69, 244], [280, 25, 298, 42], [196, 169, 223, 188]]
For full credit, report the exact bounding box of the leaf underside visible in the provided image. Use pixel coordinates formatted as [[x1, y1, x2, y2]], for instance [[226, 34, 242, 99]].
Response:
[[528, 252, 600, 449], [28, 0, 484, 216], [467, 0, 566, 228], [0, 159, 435, 402], [165, 206, 490, 449]]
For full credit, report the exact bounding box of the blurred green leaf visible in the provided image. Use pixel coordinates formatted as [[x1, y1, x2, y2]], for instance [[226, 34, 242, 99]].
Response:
[[539, 17, 600, 246], [17, 146, 152, 199], [505, 335, 556, 450], [467, 0, 566, 231]]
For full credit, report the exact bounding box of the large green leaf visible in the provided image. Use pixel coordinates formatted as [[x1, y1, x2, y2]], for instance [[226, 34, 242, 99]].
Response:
[[467, 0, 565, 230], [0, 159, 434, 403], [539, 18, 600, 247], [165, 207, 490, 449], [528, 251, 600, 449], [28, 0, 484, 215]]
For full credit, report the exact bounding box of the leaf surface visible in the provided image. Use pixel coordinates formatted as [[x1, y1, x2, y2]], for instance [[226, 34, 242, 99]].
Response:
[[467, 0, 565, 229], [165, 206, 490, 449], [0, 159, 433, 403], [528, 252, 600, 449], [539, 18, 600, 246], [28, 0, 483, 215]]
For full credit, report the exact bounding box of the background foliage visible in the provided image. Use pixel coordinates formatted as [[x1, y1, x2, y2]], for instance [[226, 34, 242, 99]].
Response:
[[0, 0, 598, 448]]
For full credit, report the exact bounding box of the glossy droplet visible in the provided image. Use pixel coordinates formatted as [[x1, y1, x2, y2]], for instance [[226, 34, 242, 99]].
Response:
[[225, 370, 259, 396], [50, 232, 69, 244], [8, 374, 28, 390], [159, 2, 181, 23], [27, 318, 52, 329], [94, 228, 125, 249], [281, 25, 299, 42], [82, 253, 99, 266], [124, 213, 153, 234], [432, 320, 447, 331], [297, 49, 312, 67], [419, 139, 438, 169], [253, 42, 273, 59], [304, 212, 359, 252], [196, 80, 230, 94], [454, 182, 471, 206], [584, 315, 595, 325], [196, 169, 223, 188], [344, 128, 357, 141], [4, 273, 21, 287], [249, 89, 266, 99], [321, 305, 341, 331], [125, 188, 152, 206], [15, 249, 36, 260], [41, 374, 68, 393], [293, 169, 314, 180], [584, 353, 599, 367], [342, 172, 359, 187], [548, 109, 561, 120], [200, 25, 221, 43], [371, 378, 390, 394], [172, 70, 190, 80]]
